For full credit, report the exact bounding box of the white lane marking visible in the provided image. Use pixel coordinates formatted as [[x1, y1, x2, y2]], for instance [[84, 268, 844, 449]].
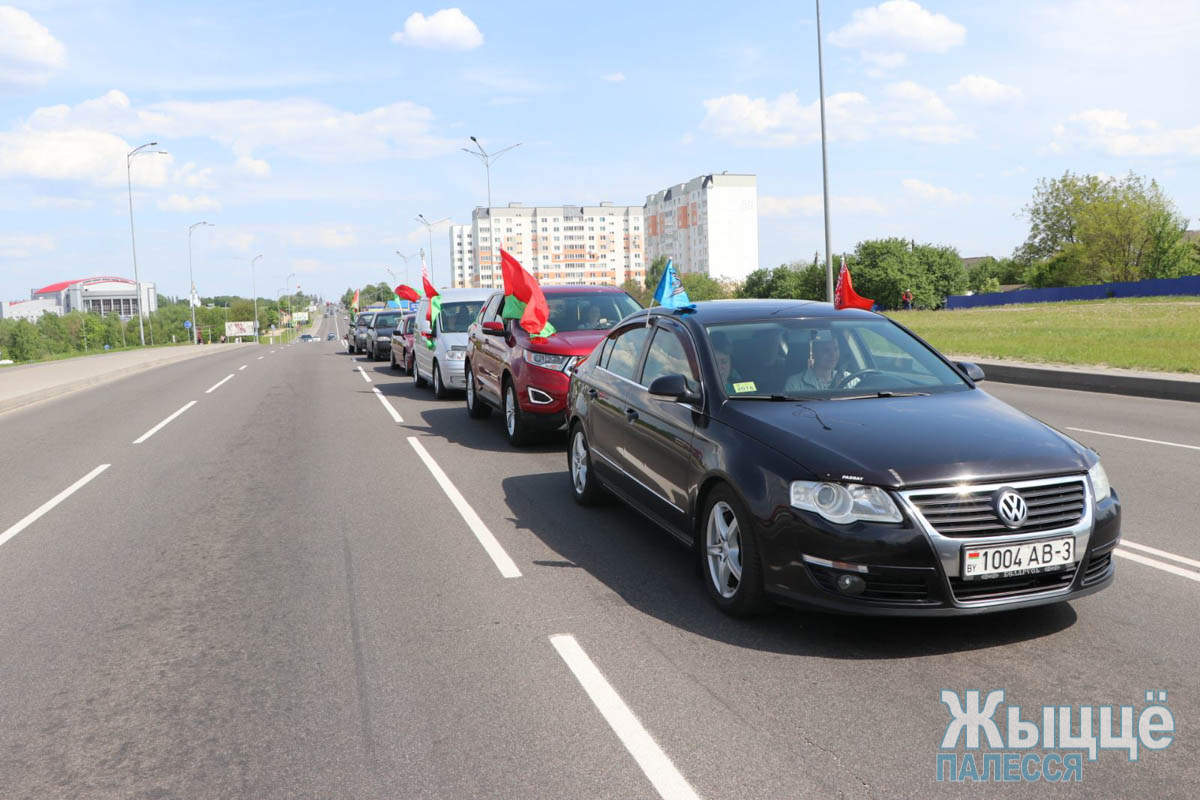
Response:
[[1066, 427, 1200, 452], [550, 634, 700, 800], [407, 437, 521, 578], [357, 366, 372, 383], [373, 388, 403, 423], [0, 464, 111, 551], [205, 374, 234, 394], [1114, 549, 1200, 583], [269, 349, 275, 353], [133, 401, 197, 444], [257, 356, 264, 360], [238, 364, 248, 371], [1119, 540, 1200, 570]]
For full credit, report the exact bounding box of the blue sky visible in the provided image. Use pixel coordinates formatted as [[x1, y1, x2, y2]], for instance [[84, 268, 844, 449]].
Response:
[[2, 0, 1198, 301]]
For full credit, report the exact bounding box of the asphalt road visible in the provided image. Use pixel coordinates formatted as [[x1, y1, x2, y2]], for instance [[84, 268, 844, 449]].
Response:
[[1, 316, 1196, 799]]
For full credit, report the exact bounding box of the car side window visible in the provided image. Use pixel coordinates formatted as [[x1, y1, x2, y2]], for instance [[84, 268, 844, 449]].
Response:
[[641, 325, 699, 388], [603, 324, 650, 381], [481, 293, 503, 323]]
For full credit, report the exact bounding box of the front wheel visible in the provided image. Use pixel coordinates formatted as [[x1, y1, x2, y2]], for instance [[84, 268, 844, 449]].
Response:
[[701, 486, 770, 617], [465, 363, 491, 419], [433, 362, 449, 399], [568, 424, 605, 505], [503, 380, 530, 446]]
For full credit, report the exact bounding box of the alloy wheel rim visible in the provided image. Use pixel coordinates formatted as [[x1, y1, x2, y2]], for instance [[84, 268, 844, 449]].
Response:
[[706, 501, 742, 599], [505, 387, 516, 435], [571, 432, 587, 494], [467, 373, 474, 407]]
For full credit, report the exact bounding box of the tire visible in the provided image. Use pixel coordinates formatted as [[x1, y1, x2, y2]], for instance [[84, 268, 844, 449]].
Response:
[[465, 362, 492, 419], [700, 485, 770, 617], [502, 378, 530, 446], [568, 423, 605, 505], [414, 359, 428, 388], [347, 341, 356, 355], [371, 345, 381, 362], [433, 362, 449, 399], [406, 352, 414, 375]]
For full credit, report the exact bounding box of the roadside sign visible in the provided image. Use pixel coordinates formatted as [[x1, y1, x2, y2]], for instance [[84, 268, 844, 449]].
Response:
[[183, 320, 192, 329]]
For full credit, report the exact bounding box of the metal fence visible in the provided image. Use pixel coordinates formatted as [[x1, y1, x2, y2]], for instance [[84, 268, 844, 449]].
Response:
[[946, 274, 1200, 309]]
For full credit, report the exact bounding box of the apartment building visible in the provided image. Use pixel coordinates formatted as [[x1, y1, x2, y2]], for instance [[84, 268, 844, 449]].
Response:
[[644, 173, 759, 282], [448, 225, 474, 288], [469, 203, 644, 289]]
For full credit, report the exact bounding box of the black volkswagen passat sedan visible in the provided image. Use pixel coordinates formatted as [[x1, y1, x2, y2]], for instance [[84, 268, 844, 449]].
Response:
[[565, 301, 1119, 617]]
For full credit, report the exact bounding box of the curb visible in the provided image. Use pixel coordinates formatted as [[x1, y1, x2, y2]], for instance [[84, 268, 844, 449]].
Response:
[[0, 344, 258, 417], [950, 356, 1200, 404]]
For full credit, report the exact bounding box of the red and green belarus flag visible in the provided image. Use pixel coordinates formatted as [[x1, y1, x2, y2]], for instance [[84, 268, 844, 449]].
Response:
[[351, 289, 360, 313], [420, 258, 441, 348], [394, 284, 421, 302], [500, 249, 554, 338]]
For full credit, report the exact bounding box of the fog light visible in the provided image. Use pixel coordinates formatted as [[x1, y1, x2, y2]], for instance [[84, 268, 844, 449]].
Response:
[[836, 574, 866, 595]]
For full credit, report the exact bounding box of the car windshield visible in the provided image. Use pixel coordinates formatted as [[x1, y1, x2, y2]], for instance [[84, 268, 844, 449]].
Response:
[[546, 293, 641, 332], [706, 318, 969, 399], [374, 313, 401, 328], [439, 301, 485, 333]]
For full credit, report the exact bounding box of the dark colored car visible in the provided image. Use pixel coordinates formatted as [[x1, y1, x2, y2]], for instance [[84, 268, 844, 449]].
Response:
[[389, 313, 416, 374], [346, 311, 374, 355], [465, 286, 641, 445], [327, 332, 336, 340], [299, 334, 313, 342], [565, 300, 1119, 617], [364, 310, 403, 361]]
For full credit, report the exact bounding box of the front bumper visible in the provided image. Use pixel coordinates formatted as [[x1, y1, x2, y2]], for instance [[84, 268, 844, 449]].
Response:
[[441, 358, 467, 388], [373, 339, 392, 354], [513, 362, 570, 426], [755, 490, 1120, 617]]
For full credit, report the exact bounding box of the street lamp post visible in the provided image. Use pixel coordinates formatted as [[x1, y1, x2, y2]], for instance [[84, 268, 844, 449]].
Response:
[[415, 215, 450, 287], [127, 141, 169, 345], [395, 251, 418, 285], [815, 0, 835, 303], [188, 221, 214, 343], [285, 272, 296, 340], [461, 136, 521, 210]]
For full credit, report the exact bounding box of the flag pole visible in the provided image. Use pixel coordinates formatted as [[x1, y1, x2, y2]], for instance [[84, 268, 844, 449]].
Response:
[[815, 0, 835, 303]]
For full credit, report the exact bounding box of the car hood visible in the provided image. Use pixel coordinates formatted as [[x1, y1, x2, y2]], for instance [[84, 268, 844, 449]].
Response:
[[721, 389, 1091, 489], [519, 328, 608, 356]]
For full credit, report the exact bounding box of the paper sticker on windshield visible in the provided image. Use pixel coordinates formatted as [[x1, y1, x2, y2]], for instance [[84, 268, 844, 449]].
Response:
[[732, 381, 757, 393]]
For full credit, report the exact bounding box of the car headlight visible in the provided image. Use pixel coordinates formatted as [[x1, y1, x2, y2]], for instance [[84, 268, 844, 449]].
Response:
[[1088, 460, 1111, 502], [445, 349, 466, 361], [525, 349, 573, 372], [790, 481, 903, 524]]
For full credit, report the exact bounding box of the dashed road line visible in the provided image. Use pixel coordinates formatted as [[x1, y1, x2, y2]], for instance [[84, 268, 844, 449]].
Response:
[[1114, 548, 1200, 584], [357, 366, 372, 383], [0, 464, 111, 551], [205, 374, 234, 394], [238, 364, 248, 371], [133, 401, 197, 444], [373, 388, 403, 423], [1066, 427, 1199, 452]]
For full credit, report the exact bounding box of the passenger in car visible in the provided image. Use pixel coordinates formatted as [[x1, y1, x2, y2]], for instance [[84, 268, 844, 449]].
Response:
[[785, 338, 847, 391], [710, 332, 746, 389]]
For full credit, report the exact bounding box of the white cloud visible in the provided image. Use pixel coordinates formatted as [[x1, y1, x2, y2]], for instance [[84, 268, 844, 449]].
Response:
[[235, 156, 271, 178], [602, 72, 625, 82], [292, 258, 323, 274], [948, 75, 1022, 103], [701, 82, 970, 146], [176, 162, 218, 189], [1051, 108, 1200, 157], [861, 51, 907, 76], [759, 194, 887, 216], [158, 193, 222, 213], [0, 126, 172, 186], [281, 225, 358, 249], [31, 195, 92, 209], [0, 6, 66, 87], [390, 8, 483, 50], [830, 1, 965, 53], [902, 178, 968, 204], [0, 232, 55, 258]]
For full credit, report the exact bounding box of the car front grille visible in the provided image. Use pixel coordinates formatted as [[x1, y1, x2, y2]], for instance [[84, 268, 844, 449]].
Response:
[[807, 564, 937, 605], [949, 565, 1078, 603], [908, 477, 1086, 538]]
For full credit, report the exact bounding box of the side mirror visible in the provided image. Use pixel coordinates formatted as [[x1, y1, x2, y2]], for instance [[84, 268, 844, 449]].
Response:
[[648, 374, 701, 404], [482, 320, 505, 335], [957, 361, 985, 383]]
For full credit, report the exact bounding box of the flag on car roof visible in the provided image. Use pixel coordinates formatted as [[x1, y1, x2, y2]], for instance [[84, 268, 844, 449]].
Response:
[[351, 289, 360, 313], [652, 258, 694, 311], [419, 256, 441, 347], [834, 256, 875, 311], [500, 249, 555, 338]]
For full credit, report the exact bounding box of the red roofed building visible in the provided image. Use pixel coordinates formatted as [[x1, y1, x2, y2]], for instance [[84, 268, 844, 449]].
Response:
[[26, 276, 157, 320]]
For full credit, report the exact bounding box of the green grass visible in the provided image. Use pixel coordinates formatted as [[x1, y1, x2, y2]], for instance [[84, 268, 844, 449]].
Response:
[[886, 296, 1200, 374], [0, 341, 193, 368]]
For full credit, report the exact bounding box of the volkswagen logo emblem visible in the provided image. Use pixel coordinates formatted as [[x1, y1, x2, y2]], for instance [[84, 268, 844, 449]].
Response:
[[995, 489, 1028, 528]]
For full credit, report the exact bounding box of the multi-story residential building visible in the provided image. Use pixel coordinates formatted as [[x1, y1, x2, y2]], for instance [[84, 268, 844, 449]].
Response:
[[449, 225, 474, 288], [644, 173, 759, 282], [469, 203, 644, 289]]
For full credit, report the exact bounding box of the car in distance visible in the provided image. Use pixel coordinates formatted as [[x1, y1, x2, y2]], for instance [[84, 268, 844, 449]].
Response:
[[345, 311, 374, 355], [364, 309, 403, 361], [390, 313, 416, 374], [565, 300, 1119, 617], [465, 286, 642, 445], [327, 332, 336, 341], [413, 289, 493, 399], [299, 333, 313, 342]]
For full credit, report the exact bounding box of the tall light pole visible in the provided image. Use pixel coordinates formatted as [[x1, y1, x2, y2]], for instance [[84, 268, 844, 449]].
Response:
[[127, 141, 169, 345], [285, 271, 296, 340], [188, 222, 213, 343], [461, 136, 521, 210], [234, 254, 265, 342], [815, 0, 835, 303], [395, 251, 418, 285], [415, 215, 449, 287]]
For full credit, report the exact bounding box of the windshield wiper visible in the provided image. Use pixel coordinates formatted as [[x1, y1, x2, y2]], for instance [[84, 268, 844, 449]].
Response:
[[831, 390, 930, 400], [730, 393, 823, 401]]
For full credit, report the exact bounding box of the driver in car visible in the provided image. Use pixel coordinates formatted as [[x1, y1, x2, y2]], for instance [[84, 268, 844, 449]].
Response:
[[784, 337, 847, 392]]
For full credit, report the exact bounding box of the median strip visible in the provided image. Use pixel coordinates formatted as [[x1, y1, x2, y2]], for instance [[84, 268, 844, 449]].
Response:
[[133, 401, 197, 444], [205, 374, 234, 394], [550, 634, 700, 800], [1066, 427, 1199, 452], [0, 464, 111, 551], [407, 437, 521, 578], [373, 388, 403, 423]]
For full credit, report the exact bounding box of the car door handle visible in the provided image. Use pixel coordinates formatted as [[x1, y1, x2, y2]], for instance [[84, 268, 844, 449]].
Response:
[[625, 407, 639, 422]]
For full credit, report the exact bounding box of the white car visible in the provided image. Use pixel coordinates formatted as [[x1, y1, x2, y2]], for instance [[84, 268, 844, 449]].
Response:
[[412, 288, 493, 399]]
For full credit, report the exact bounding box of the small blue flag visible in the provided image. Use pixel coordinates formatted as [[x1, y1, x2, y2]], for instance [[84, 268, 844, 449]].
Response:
[[651, 259, 694, 311]]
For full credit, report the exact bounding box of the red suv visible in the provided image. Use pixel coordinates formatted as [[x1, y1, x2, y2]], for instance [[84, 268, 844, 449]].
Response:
[[465, 285, 642, 445]]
